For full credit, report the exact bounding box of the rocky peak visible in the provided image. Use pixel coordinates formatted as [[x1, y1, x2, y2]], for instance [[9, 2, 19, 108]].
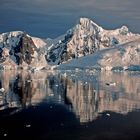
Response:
[[0, 31, 47, 70], [79, 17, 103, 32], [119, 25, 129, 35], [45, 17, 140, 68], [46, 17, 121, 65]]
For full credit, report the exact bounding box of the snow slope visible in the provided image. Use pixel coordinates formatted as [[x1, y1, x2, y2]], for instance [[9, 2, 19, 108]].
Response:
[[58, 39, 140, 71]]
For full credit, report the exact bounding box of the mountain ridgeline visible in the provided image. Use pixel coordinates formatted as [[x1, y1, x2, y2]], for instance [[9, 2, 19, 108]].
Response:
[[46, 18, 132, 65], [0, 18, 140, 70]]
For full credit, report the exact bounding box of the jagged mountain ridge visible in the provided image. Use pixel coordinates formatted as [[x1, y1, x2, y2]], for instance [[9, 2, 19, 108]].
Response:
[[46, 17, 140, 66], [0, 17, 140, 70]]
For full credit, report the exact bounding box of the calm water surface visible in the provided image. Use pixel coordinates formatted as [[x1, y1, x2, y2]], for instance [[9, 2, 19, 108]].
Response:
[[0, 70, 140, 140]]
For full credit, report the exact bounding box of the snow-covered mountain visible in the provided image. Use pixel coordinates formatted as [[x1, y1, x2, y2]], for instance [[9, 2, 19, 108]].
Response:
[[47, 17, 140, 70], [0, 31, 47, 70], [0, 17, 140, 70]]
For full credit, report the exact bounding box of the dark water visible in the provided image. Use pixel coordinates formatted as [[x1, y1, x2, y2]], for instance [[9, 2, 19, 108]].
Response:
[[0, 70, 140, 140]]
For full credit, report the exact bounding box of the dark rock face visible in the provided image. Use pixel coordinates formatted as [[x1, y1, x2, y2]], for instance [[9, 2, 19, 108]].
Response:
[[20, 34, 35, 65], [9, 33, 36, 65], [45, 31, 73, 65]]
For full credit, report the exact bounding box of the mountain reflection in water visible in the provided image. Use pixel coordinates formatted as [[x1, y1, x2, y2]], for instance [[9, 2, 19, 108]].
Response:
[[0, 71, 140, 123], [0, 70, 140, 140]]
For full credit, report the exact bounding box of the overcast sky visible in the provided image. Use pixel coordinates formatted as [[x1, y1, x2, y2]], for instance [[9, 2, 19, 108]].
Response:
[[0, 0, 140, 38]]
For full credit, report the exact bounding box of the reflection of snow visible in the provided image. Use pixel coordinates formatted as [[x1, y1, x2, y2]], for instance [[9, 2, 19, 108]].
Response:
[[0, 71, 72, 112], [0, 70, 140, 124], [64, 71, 140, 123], [0, 71, 48, 111]]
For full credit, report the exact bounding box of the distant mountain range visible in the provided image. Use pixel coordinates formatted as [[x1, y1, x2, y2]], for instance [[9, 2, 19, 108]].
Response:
[[0, 18, 140, 71]]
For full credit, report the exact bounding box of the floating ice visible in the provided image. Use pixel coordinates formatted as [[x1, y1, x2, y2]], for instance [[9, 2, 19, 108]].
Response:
[[25, 124, 31, 128], [0, 88, 5, 92], [106, 113, 111, 117]]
